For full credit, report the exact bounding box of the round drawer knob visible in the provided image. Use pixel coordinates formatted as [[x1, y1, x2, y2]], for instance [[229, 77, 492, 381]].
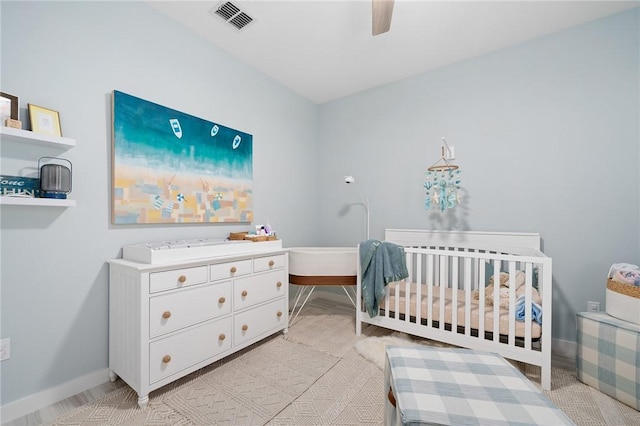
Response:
[[218, 297, 226, 304], [241, 290, 248, 297], [230, 266, 237, 273], [277, 311, 283, 317], [162, 311, 171, 319], [242, 324, 248, 331], [178, 275, 187, 283], [268, 260, 275, 267], [219, 333, 226, 341], [276, 281, 282, 288], [162, 355, 172, 363]]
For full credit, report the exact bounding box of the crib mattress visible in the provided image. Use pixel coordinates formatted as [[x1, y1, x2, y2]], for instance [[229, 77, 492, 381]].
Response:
[[382, 282, 541, 339]]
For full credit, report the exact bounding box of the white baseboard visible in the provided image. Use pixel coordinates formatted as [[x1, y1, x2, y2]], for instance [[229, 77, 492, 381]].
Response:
[[1, 368, 109, 424], [552, 337, 576, 360]]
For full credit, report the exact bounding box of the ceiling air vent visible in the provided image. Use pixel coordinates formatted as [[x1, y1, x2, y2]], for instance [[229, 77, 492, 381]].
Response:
[[210, 1, 254, 31]]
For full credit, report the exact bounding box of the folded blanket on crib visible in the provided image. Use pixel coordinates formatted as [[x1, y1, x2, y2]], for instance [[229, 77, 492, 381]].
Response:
[[360, 240, 409, 317], [515, 295, 542, 324]]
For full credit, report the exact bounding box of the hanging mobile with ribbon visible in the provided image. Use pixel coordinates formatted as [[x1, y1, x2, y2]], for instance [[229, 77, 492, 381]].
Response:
[[424, 137, 461, 212]]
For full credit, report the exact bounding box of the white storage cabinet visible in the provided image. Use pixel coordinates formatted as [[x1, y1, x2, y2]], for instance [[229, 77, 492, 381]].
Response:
[[107, 248, 288, 408]]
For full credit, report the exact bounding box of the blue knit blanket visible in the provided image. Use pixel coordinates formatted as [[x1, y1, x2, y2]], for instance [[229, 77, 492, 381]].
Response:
[[359, 240, 409, 317]]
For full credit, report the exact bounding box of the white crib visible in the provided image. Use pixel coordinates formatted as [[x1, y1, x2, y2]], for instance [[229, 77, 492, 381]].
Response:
[[356, 229, 553, 390]]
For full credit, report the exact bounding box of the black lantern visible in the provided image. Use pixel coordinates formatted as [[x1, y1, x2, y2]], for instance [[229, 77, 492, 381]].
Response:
[[39, 157, 72, 199]]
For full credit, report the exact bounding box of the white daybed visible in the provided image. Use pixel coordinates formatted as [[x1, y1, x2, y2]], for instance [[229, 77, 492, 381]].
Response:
[[356, 229, 553, 390]]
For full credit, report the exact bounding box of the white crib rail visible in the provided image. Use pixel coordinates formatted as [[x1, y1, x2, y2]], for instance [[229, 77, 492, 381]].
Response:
[[356, 239, 552, 390]]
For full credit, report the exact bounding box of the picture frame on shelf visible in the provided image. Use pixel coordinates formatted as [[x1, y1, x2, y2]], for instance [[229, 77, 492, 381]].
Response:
[[1, 92, 19, 126], [28, 104, 62, 137]]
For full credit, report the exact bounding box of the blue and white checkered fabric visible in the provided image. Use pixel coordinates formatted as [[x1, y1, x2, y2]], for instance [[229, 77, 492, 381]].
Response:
[[385, 346, 573, 425], [576, 312, 640, 410]]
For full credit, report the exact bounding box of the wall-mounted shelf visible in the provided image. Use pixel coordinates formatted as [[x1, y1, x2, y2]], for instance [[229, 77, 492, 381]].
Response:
[[0, 126, 76, 148], [0, 196, 76, 207], [1, 126, 76, 207]]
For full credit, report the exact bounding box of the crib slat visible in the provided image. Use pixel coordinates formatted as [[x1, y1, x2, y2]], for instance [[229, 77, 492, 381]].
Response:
[[524, 263, 533, 350], [394, 275, 400, 321], [508, 261, 516, 346], [451, 256, 459, 331], [493, 259, 501, 343], [478, 259, 486, 338], [403, 278, 410, 324], [403, 251, 411, 324], [439, 255, 446, 327], [464, 257, 472, 337], [416, 253, 422, 323], [541, 258, 552, 390], [383, 271, 391, 319], [404, 252, 412, 324], [427, 254, 434, 327]]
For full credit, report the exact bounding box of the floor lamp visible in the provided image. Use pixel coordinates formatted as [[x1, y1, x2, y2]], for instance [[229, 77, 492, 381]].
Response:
[[344, 175, 370, 240]]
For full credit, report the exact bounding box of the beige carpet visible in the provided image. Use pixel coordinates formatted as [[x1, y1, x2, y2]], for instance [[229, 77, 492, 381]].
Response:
[[50, 336, 338, 425], [46, 298, 640, 425]]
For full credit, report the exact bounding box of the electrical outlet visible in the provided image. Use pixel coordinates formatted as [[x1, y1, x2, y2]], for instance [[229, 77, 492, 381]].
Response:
[[587, 301, 600, 313], [0, 338, 10, 361]]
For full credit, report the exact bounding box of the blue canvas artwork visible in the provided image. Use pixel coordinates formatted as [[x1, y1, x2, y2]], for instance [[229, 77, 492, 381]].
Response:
[[112, 90, 253, 224]]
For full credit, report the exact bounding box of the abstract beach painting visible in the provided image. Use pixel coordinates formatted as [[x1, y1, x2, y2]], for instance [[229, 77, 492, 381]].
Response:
[[112, 90, 252, 224]]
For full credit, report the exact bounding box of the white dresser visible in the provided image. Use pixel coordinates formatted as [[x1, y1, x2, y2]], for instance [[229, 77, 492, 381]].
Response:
[[107, 245, 288, 408]]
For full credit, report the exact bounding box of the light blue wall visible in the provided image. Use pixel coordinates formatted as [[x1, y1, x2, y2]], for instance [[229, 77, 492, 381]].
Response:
[[1, 0, 638, 410], [319, 9, 639, 342], [0, 1, 319, 405]]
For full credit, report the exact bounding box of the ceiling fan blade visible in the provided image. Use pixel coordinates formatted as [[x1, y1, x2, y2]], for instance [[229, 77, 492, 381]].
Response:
[[372, 0, 394, 36]]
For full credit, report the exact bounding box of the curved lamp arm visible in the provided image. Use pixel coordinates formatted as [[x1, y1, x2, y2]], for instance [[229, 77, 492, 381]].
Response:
[[344, 175, 370, 240]]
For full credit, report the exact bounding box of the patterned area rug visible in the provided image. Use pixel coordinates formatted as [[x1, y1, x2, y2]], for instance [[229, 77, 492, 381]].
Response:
[[50, 337, 338, 425], [46, 298, 640, 426]]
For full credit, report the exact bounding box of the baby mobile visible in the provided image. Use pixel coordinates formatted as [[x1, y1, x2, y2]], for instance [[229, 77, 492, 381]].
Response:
[[424, 137, 462, 212]]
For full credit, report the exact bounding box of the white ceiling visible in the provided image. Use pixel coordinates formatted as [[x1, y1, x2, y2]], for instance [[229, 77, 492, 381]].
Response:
[[148, 0, 639, 104]]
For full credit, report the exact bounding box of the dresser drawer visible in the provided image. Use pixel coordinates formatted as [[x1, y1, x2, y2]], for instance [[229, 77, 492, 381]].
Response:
[[234, 298, 286, 346], [233, 270, 286, 311], [253, 254, 286, 273], [210, 259, 252, 282], [149, 317, 232, 384], [149, 266, 208, 293], [149, 282, 232, 338]]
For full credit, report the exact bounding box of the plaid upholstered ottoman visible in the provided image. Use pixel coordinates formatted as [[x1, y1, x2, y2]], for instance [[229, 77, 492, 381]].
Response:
[[576, 312, 640, 410], [384, 346, 573, 425]]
